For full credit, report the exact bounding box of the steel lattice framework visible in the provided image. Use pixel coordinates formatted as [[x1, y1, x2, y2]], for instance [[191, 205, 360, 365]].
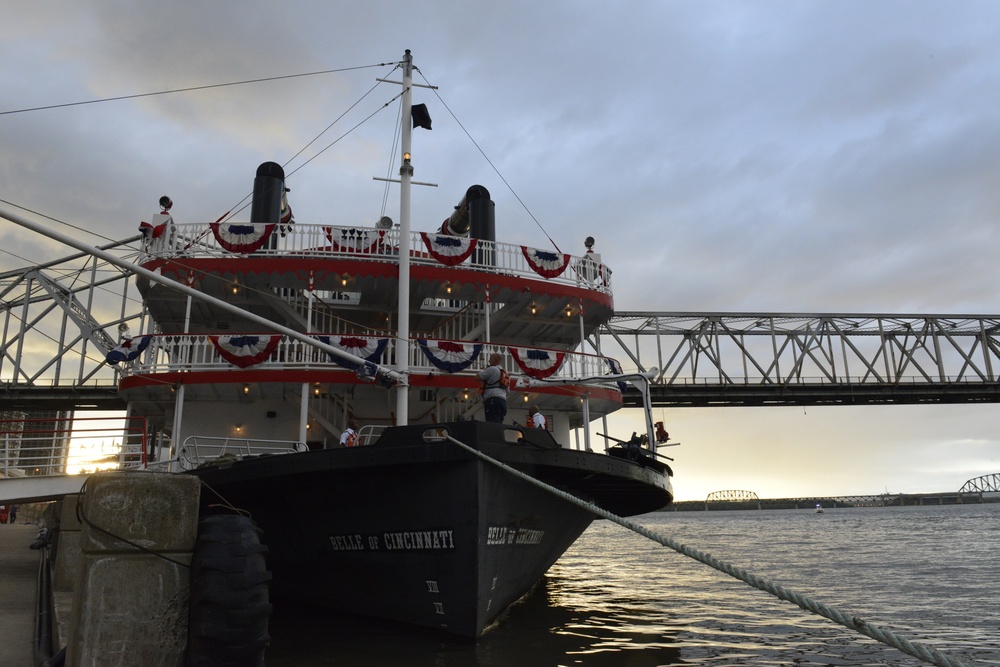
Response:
[[598, 311, 1000, 407], [705, 490, 760, 502], [6, 249, 1000, 411], [0, 236, 142, 410], [959, 473, 1000, 493]]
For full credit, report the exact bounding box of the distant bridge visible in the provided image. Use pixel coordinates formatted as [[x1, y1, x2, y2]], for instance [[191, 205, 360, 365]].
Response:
[[705, 490, 760, 502], [959, 473, 1000, 493]]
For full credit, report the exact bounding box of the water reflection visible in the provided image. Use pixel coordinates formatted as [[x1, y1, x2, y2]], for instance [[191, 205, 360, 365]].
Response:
[[265, 505, 1000, 666], [266, 575, 683, 666]]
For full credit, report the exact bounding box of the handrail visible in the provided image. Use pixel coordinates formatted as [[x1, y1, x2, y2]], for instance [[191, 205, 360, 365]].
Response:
[[120, 334, 621, 388], [0, 416, 147, 478], [177, 435, 306, 470], [140, 222, 612, 293]]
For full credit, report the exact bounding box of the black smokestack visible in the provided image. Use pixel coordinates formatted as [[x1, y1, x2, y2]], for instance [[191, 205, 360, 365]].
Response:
[[250, 162, 286, 224]]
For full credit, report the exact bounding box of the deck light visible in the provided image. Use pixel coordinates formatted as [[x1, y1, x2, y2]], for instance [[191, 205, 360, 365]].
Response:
[[243, 383, 250, 395], [231, 283, 239, 295], [341, 275, 348, 287], [530, 303, 537, 315]]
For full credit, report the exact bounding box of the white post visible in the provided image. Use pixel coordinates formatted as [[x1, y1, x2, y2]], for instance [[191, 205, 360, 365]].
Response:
[[300, 383, 309, 446], [171, 384, 185, 461], [395, 49, 415, 426]]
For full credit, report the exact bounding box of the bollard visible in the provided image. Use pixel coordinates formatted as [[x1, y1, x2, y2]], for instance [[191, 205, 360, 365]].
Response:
[[65, 471, 200, 667]]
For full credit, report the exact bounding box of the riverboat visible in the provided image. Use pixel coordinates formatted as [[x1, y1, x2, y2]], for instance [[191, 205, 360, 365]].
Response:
[[118, 50, 673, 637]]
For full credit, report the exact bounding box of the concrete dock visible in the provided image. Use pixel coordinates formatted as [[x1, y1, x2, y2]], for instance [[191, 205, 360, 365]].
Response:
[[0, 522, 41, 666]]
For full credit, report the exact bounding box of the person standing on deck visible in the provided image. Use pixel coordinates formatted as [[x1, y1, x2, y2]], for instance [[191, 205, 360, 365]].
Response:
[[526, 405, 547, 430], [340, 418, 360, 447], [479, 353, 509, 424]]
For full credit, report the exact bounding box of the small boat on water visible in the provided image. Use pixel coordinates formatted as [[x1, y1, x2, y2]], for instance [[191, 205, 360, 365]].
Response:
[[100, 50, 673, 638], [815, 503, 824, 513]]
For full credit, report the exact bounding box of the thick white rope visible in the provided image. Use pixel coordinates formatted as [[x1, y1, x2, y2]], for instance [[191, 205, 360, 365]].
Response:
[[446, 435, 978, 667]]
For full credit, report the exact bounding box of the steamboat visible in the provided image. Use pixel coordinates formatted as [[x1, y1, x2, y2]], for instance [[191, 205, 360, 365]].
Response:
[[113, 50, 672, 637]]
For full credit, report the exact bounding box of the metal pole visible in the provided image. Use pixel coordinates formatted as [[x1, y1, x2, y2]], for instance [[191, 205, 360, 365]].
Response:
[[395, 49, 415, 426]]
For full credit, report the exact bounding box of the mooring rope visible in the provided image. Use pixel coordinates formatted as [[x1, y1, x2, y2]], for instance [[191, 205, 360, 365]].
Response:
[[445, 435, 977, 667]]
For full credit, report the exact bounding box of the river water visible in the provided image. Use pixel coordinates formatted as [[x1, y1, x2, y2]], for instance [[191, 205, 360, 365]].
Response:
[[265, 503, 1000, 666]]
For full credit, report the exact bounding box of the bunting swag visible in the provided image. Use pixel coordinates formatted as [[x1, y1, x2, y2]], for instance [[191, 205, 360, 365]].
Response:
[[605, 357, 629, 393], [138, 221, 168, 240], [324, 227, 385, 254], [510, 347, 566, 380], [209, 334, 282, 368], [417, 339, 483, 373], [316, 335, 388, 370], [420, 232, 477, 266], [521, 247, 571, 279], [210, 222, 276, 254], [106, 335, 153, 365]]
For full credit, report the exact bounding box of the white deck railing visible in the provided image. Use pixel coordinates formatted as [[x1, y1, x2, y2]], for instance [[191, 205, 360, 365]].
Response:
[[120, 334, 620, 388], [140, 222, 612, 293]]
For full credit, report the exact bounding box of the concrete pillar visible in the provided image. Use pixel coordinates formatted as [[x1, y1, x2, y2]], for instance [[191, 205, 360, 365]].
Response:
[[66, 471, 200, 667], [53, 494, 81, 593]]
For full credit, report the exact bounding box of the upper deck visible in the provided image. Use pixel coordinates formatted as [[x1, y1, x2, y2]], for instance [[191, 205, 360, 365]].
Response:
[[137, 220, 615, 347]]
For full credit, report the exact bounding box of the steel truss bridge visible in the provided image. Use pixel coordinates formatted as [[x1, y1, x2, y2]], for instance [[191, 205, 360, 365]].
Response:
[[4, 244, 1000, 410], [599, 311, 1000, 407]]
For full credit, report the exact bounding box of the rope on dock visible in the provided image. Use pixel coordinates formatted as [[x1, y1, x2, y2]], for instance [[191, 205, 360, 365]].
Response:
[[445, 435, 977, 667]]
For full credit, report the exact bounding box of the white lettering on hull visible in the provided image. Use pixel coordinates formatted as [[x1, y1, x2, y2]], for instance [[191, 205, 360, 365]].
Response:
[[486, 526, 545, 546], [328, 529, 455, 552]]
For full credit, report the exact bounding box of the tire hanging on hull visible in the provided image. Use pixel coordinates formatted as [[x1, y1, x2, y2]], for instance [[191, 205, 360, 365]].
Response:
[[186, 514, 272, 667]]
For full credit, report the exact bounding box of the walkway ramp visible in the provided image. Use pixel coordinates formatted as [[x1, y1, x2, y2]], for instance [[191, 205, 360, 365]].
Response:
[[0, 475, 88, 504]]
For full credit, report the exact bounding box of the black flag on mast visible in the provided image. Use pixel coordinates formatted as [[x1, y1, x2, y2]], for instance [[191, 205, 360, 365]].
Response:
[[411, 103, 432, 130]]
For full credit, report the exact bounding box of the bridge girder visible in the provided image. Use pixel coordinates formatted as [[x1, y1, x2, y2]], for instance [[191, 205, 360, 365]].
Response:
[[959, 473, 1000, 493], [600, 312, 1000, 407]]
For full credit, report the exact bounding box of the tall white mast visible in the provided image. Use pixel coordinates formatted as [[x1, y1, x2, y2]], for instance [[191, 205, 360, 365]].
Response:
[[395, 50, 414, 425]]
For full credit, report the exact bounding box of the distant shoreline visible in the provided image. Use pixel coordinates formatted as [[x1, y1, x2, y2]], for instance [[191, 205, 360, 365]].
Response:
[[666, 491, 1000, 511]]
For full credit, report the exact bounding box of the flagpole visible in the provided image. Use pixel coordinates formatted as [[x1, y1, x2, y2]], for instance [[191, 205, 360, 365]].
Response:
[[395, 50, 414, 425]]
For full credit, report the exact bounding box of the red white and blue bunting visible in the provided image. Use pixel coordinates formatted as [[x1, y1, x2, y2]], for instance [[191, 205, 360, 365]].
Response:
[[510, 347, 566, 379], [605, 357, 629, 392], [420, 233, 478, 266], [209, 334, 282, 368], [138, 221, 168, 240], [316, 335, 388, 370], [416, 339, 483, 373], [106, 335, 153, 365], [521, 247, 571, 279], [324, 228, 385, 253], [210, 222, 276, 254]]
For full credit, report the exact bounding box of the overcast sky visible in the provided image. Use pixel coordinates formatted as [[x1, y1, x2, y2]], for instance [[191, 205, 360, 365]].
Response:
[[2, 2, 999, 501]]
